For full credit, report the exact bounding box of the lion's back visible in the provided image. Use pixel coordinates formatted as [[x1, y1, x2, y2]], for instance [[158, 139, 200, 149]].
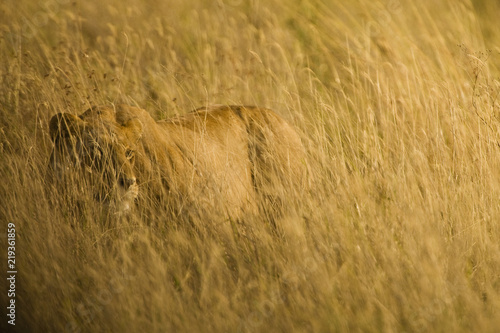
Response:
[[169, 105, 307, 198]]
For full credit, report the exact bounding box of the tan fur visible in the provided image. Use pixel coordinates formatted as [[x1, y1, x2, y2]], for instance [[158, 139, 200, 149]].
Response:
[[49, 104, 307, 219]]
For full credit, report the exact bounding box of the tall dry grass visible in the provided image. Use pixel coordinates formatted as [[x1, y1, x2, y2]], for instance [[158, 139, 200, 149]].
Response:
[[2, 0, 500, 332]]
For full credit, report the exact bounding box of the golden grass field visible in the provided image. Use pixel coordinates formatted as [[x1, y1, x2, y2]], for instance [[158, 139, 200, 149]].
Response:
[[2, 0, 500, 332]]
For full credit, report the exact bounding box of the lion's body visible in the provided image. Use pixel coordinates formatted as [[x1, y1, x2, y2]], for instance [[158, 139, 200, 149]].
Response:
[[49, 104, 306, 219]]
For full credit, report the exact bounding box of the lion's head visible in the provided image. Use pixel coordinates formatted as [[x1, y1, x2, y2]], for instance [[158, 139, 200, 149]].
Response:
[[48, 105, 143, 213]]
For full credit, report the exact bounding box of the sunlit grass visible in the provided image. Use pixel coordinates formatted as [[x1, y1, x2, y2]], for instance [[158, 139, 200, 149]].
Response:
[[2, 0, 500, 332]]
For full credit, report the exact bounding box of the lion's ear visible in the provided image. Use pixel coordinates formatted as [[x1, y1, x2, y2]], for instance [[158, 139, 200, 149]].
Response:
[[115, 104, 144, 124], [123, 118, 143, 143], [49, 113, 85, 142]]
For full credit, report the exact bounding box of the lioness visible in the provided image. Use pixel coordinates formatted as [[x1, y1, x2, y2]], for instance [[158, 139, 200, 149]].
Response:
[[49, 104, 306, 219]]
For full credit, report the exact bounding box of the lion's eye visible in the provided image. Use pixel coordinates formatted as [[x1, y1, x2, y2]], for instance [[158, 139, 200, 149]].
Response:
[[125, 149, 134, 160]]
